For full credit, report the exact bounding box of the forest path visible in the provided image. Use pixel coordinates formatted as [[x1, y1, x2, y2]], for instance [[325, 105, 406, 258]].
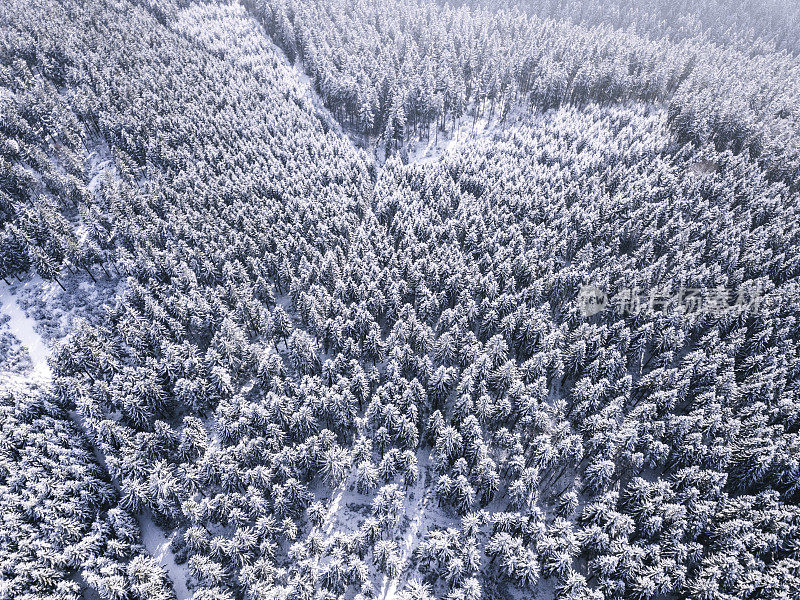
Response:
[[0, 280, 52, 391], [382, 457, 436, 600], [137, 511, 191, 600], [0, 280, 191, 599]]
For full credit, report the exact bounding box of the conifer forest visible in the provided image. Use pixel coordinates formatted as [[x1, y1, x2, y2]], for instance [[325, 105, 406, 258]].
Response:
[[1, 0, 799, 599]]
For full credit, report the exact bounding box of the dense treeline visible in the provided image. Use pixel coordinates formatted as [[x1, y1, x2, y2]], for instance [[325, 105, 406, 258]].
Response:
[[247, 0, 800, 185], [0, 0, 149, 288], [1, 0, 799, 600], [249, 0, 692, 144], [0, 391, 174, 600], [480, 0, 800, 55], [371, 110, 800, 598]]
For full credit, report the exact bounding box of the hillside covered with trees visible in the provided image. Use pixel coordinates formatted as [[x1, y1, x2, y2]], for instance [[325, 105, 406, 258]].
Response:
[[0, 1, 799, 600]]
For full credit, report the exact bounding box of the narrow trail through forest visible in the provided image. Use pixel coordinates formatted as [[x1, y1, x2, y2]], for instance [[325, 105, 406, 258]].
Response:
[[382, 464, 433, 600], [0, 280, 192, 599], [137, 511, 191, 600], [0, 281, 52, 390]]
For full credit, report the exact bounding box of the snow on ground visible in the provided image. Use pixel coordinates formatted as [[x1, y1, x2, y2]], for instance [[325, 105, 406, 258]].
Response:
[[323, 484, 347, 537], [11, 271, 122, 342], [309, 466, 361, 539], [382, 453, 444, 600], [0, 281, 52, 392], [1, 277, 191, 598], [308, 449, 451, 600], [137, 511, 191, 600], [406, 106, 531, 167], [86, 153, 115, 194]]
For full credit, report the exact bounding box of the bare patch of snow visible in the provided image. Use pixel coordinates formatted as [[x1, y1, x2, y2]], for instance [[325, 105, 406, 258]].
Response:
[[87, 160, 115, 193], [0, 281, 52, 392], [137, 511, 191, 600], [322, 485, 347, 536], [383, 453, 444, 600], [406, 107, 531, 167]]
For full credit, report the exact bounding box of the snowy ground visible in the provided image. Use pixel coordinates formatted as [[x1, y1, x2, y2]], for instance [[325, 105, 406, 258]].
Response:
[[308, 450, 451, 600], [0, 278, 191, 599], [380, 458, 437, 600], [137, 511, 191, 600], [0, 281, 52, 393], [405, 110, 525, 166], [344, 98, 534, 170]]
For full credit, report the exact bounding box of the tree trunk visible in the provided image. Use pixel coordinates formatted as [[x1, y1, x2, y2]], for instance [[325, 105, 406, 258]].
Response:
[[551, 481, 572, 500], [547, 464, 569, 489], [83, 265, 98, 283]]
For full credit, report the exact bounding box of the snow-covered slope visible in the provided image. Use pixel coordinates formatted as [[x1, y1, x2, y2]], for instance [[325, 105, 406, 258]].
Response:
[[0, 281, 52, 392]]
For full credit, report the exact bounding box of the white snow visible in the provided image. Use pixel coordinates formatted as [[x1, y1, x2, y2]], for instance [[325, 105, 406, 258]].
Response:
[[305, 451, 447, 600], [137, 511, 191, 600], [381, 454, 437, 600], [0, 281, 52, 391], [308, 467, 353, 539], [1, 280, 191, 600], [406, 106, 530, 167], [87, 161, 114, 193], [323, 485, 346, 536]]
